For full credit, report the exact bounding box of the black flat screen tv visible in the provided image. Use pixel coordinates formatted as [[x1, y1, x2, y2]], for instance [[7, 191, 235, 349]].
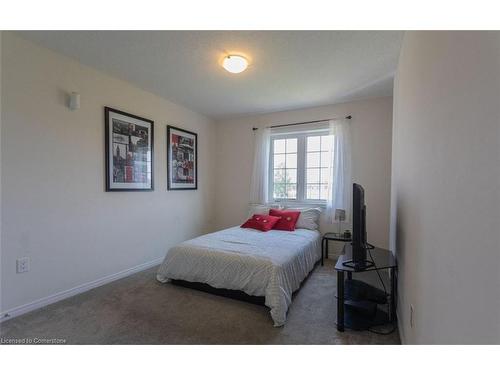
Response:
[[351, 183, 368, 269]]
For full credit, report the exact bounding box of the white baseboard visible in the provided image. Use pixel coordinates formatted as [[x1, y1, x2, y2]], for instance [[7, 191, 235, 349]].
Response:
[[0, 257, 163, 323]]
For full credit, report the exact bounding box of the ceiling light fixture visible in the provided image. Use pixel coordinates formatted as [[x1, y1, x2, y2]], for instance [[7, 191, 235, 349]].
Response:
[[222, 55, 248, 74]]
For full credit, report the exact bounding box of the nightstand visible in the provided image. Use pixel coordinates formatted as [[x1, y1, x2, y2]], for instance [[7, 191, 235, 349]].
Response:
[[321, 232, 351, 265]]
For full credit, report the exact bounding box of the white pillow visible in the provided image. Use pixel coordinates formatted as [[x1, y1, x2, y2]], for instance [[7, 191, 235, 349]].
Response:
[[285, 207, 322, 230], [247, 204, 282, 219]]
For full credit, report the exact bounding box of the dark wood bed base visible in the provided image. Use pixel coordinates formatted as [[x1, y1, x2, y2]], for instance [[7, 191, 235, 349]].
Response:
[[170, 260, 321, 308], [171, 279, 266, 306]]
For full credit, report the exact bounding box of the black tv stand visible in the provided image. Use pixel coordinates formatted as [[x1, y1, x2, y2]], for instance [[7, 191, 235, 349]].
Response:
[[335, 243, 397, 332], [342, 279, 389, 330]]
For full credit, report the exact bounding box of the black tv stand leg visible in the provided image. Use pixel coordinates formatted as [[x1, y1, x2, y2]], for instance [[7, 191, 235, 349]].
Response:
[[390, 267, 396, 321], [321, 239, 324, 266], [337, 270, 345, 331]]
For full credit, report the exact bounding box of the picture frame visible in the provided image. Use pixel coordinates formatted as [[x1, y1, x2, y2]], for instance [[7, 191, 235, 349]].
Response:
[[167, 125, 198, 190], [105, 107, 154, 191]]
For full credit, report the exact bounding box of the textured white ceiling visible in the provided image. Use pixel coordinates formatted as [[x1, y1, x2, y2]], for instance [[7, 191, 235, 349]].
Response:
[[18, 31, 403, 120]]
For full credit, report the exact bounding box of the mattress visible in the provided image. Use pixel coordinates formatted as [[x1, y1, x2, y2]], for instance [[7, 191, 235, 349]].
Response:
[[156, 226, 321, 326]]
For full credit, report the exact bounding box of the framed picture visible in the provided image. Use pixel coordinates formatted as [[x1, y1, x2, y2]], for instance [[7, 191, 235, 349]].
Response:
[[167, 125, 197, 190], [105, 107, 154, 191]]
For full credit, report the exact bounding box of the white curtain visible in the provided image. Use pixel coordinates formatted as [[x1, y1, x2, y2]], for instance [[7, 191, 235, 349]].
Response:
[[326, 118, 352, 224], [249, 127, 271, 204]]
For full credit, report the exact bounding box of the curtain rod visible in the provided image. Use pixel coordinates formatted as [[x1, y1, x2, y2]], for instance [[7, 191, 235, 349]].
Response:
[[252, 115, 351, 131]]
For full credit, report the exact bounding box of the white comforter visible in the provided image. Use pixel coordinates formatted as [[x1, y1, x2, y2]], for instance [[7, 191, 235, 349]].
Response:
[[156, 226, 321, 326]]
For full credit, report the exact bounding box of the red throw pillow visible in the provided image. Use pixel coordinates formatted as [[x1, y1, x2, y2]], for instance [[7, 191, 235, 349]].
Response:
[[241, 214, 281, 232], [268, 209, 301, 231]]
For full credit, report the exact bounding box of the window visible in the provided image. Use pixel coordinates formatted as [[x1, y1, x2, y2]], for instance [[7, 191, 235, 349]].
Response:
[[306, 135, 333, 200], [272, 137, 297, 199], [270, 130, 333, 203]]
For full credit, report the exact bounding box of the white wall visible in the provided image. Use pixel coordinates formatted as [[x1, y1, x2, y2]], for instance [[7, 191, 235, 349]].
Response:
[[0, 31, 3, 314], [391, 31, 500, 344], [214, 97, 393, 250], [0, 33, 216, 314]]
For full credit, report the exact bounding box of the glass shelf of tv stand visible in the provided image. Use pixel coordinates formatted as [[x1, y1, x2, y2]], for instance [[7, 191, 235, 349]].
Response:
[[335, 243, 396, 272]]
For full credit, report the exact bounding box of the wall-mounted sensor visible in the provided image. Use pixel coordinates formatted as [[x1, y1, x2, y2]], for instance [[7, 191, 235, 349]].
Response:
[[69, 92, 80, 110]]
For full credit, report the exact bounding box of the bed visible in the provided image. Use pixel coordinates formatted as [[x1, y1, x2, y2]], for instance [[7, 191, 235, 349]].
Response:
[[156, 226, 321, 326]]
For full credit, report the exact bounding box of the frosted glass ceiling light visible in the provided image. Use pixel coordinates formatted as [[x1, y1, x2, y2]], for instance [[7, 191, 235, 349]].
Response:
[[222, 55, 248, 74]]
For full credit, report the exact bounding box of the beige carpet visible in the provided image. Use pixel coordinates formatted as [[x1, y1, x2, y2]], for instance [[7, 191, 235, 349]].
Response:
[[0, 259, 400, 344]]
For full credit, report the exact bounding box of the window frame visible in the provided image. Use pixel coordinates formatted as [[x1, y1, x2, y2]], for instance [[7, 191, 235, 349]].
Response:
[[269, 129, 331, 206]]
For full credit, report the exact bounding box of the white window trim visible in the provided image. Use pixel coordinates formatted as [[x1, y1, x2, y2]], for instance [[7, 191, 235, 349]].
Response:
[[269, 129, 330, 206]]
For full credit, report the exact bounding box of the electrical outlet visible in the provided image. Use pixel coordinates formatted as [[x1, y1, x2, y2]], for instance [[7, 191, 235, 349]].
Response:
[[16, 257, 30, 273], [410, 304, 415, 328]]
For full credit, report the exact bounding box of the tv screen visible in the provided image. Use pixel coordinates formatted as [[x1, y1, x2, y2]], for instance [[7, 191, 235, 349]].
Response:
[[352, 183, 367, 268]]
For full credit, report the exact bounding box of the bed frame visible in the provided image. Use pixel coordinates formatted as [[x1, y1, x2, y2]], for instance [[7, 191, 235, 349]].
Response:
[[170, 260, 321, 307], [171, 279, 266, 306]]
